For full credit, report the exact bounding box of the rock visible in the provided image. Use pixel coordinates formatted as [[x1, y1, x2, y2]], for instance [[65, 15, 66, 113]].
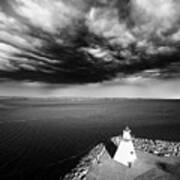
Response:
[[63, 137, 180, 180]]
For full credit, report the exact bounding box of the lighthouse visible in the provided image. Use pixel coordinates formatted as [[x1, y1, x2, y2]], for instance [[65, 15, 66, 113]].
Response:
[[113, 126, 137, 167]]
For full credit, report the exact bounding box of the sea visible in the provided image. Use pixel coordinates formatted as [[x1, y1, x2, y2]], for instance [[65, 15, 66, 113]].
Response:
[[0, 98, 180, 180]]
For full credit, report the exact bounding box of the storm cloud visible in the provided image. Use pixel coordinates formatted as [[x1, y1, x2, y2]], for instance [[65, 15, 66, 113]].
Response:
[[0, 0, 180, 84]]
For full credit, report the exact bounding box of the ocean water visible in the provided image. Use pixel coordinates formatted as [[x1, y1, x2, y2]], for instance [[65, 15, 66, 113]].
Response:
[[0, 98, 180, 180]]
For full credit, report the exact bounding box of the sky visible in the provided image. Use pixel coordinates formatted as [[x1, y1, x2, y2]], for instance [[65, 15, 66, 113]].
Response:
[[0, 0, 180, 98]]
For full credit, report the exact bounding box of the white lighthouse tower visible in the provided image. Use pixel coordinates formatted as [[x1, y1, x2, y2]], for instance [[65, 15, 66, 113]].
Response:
[[113, 126, 137, 167]]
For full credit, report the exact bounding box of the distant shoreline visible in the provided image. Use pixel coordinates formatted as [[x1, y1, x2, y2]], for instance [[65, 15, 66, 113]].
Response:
[[0, 96, 180, 101]]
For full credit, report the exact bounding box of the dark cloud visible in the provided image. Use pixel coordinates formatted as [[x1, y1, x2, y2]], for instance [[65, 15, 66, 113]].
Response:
[[0, 0, 180, 84]]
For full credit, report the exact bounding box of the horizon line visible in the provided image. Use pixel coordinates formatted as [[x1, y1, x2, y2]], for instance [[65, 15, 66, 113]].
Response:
[[0, 95, 180, 101]]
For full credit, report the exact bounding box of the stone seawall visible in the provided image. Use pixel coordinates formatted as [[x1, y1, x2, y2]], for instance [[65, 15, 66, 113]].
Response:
[[63, 143, 106, 180], [112, 136, 180, 157], [63, 136, 180, 180]]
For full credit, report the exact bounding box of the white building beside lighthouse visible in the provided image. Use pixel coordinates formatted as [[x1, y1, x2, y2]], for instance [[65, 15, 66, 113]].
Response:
[[113, 126, 137, 167]]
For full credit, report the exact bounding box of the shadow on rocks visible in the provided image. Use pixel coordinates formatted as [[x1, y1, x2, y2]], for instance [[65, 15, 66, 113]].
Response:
[[103, 139, 117, 158], [157, 161, 180, 179]]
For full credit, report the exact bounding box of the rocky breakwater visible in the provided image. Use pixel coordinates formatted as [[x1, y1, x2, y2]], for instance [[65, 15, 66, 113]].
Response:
[[112, 136, 180, 157], [63, 136, 180, 180], [63, 143, 106, 180]]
